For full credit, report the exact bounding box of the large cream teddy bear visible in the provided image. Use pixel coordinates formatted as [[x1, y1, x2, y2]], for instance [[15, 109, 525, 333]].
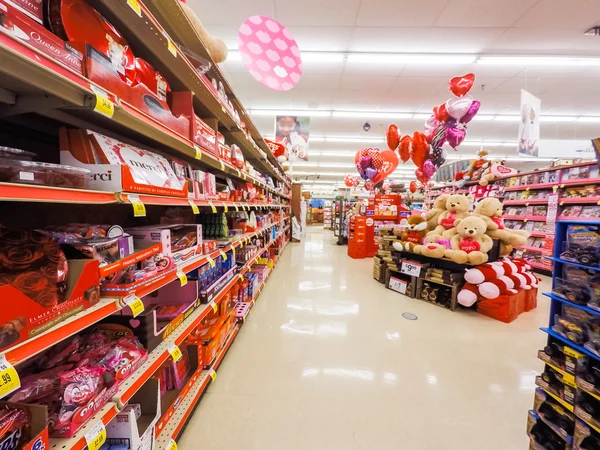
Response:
[[444, 216, 493, 265], [179, 1, 228, 63], [427, 194, 472, 241], [424, 194, 449, 232], [473, 198, 529, 256]]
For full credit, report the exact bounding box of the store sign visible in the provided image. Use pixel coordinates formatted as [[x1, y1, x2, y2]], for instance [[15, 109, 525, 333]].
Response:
[[518, 90, 541, 157], [401, 260, 422, 277], [388, 277, 407, 294], [275, 115, 310, 162]]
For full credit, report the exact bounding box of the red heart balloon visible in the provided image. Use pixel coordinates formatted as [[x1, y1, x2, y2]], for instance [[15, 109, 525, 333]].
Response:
[[368, 148, 384, 170], [448, 73, 475, 97], [399, 135, 411, 163], [410, 132, 429, 169], [409, 181, 417, 193], [433, 103, 450, 122], [372, 150, 399, 185], [386, 124, 400, 151]]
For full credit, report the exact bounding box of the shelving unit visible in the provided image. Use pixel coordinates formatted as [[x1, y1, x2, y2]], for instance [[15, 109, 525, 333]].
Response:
[[527, 219, 600, 448], [0, 0, 292, 448]]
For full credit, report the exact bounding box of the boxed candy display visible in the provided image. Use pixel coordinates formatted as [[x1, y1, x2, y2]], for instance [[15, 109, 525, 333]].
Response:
[[126, 224, 202, 264], [61, 129, 189, 197], [0, 402, 50, 450], [0, 227, 100, 351]]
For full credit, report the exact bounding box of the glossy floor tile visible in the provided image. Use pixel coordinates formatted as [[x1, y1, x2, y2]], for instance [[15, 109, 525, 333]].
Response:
[[179, 227, 550, 450]]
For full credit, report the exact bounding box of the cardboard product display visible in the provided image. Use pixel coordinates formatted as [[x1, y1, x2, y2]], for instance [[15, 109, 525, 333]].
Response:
[[60, 128, 189, 197], [170, 91, 218, 156], [385, 268, 417, 299], [476, 287, 537, 323], [0, 402, 50, 450], [0, 0, 84, 74], [574, 419, 600, 450], [532, 387, 576, 445], [372, 256, 385, 283]]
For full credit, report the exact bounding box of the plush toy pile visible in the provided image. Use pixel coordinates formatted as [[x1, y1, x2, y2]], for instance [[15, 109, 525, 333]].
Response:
[[457, 258, 539, 307]]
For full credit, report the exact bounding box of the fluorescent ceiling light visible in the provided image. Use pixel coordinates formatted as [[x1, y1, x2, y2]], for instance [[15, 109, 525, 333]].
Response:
[[326, 137, 384, 143], [472, 115, 495, 121], [248, 109, 331, 117], [540, 116, 577, 122], [347, 54, 476, 64], [302, 52, 345, 62], [412, 113, 431, 120], [577, 117, 600, 123], [332, 111, 412, 119], [477, 56, 600, 66]]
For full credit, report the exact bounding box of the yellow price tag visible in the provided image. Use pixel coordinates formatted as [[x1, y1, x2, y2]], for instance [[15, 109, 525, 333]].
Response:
[[207, 255, 216, 268], [177, 271, 188, 286], [94, 93, 114, 118], [0, 355, 20, 399], [187, 200, 199, 215], [166, 440, 178, 450], [210, 301, 218, 313], [125, 295, 144, 318], [238, 274, 243, 281], [560, 202, 564, 206], [220, 251, 227, 261], [231, 247, 235, 258], [242, 173, 247, 180], [524, 219, 528, 223], [235, 169, 241, 177], [208, 201, 217, 213], [219, 160, 225, 171], [223, 204, 228, 213], [234, 203, 239, 212], [127, 0, 142, 16], [194, 145, 202, 160], [209, 369, 217, 381], [560, 184, 565, 188], [167, 39, 177, 57], [84, 421, 107, 450], [169, 344, 183, 362], [128, 195, 146, 217]]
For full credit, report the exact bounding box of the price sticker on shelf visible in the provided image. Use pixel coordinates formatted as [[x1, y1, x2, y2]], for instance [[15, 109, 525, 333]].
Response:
[[209, 301, 218, 313], [194, 145, 202, 160], [400, 260, 422, 277], [208, 201, 217, 213], [0, 355, 20, 399], [235, 169, 241, 177], [242, 173, 247, 180], [560, 201, 564, 206], [167, 38, 177, 57], [127, 0, 142, 16], [223, 204, 228, 213], [166, 439, 178, 450], [168, 344, 183, 362], [219, 160, 225, 171], [389, 278, 408, 294], [93, 93, 114, 118], [209, 369, 217, 381], [189, 199, 199, 214], [84, 421, 107, 450], [233, 203, 239, 211], [207, 255, 216, 268], [128, 195, 146, 217], [177, 270, 188, 287], [220, 251, 227, 261], [125, 295, 144, 318]]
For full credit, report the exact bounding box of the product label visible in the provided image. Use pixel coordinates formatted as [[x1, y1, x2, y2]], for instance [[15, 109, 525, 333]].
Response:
[[208, 201, 217, 213], [207, 255, 216, 268], [224, 204, 229, 213], [209, 369, 216, 381], [94, 93, 114, 118], [209, 301, 218, 313], [128, 195, 146, 217], [124, 295, 144, 318], [168, 344, 182, 362], [127, 0, 142, 16], [188, 199, 199, 215], [167, 38, 177, 57], [388, 277, 407, 294], [84, 421, 106, 450], [194, 145, 202, 160], [0, 355, 20, 399], [166, 440, 177, 450], [401, 260, 422, 277], [18, 172, 34, 181], [220, 251, 227, 261], [177, 270, 188, 287]]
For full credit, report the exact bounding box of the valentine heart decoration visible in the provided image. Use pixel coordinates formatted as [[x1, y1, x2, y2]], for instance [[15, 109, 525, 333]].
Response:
[[360, 155, 371, 169], [446, 95, 474, 121], [423, 159, 437, 178], [431, 125, 446, 148], [410, 132, 429, 169], [448, 73, 475, 97], [491, 163, 518, 178], [431, 147, 447, 167], [445, 123, 467, 149], [365, 180, 374, 191], [355, 162, 365, 176], [409, 181, 417, 193], [399, 135, 411, 163], [365, 167, 377, 180], [433, 103, 450, 122], [386, 124, 400, 151], [344, 174, 354, 187], [355, 148, 398, 186], [460, 100, 481, 125]]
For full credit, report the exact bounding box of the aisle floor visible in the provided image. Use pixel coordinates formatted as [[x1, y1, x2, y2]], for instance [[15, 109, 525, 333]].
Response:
[[179, 227, 549, 450]]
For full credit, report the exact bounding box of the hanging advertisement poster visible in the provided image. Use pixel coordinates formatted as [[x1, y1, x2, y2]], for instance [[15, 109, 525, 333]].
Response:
[[275, 115, 310, 162], [518, 90, 541, 157]]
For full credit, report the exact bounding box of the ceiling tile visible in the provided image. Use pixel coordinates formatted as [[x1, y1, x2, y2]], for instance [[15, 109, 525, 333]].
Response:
[[188, 0, 275, 26], [486, 27, 600, 53], [339, 74, 397, 91], [513, 0, 600, 28], [274, 0, 361, 26], [295, 73, 343, 90], [355, 0, 452, 27], [286, 26, 354, 51], [435, 0, 539, 27]]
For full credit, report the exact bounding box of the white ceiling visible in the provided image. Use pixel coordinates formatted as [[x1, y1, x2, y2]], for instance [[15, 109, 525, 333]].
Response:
[[189, 0, 600, 193]]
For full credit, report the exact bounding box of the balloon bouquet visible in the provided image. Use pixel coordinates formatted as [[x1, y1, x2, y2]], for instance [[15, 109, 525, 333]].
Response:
[[354, 145, 399, 192], [389, 73, 481, 185], [344, 174, 361, 188]]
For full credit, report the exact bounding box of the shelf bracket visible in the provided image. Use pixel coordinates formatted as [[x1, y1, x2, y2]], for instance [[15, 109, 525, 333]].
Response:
[[0, 94, 73, 117], [0, 87, 16, 105]]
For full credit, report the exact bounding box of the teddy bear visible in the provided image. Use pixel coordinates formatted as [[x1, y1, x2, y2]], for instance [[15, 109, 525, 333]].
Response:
[[179, 1, 229, 63], [478, 160, 518, 186], [444, 216, 493, 265], [473, 198, 529, 256], [427, 194, 472, 241], [424, 194, 449, 232], [393, 216, 428, 252]]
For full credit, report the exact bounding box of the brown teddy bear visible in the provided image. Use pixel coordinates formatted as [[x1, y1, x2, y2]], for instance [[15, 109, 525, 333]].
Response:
[[393, 216, 428, 252], [473, 198, 529, 256], [424, 194, 449, 232], [444, 216, 493, 265], [478, 160, 517, 186], [427, 194, 472, 241]]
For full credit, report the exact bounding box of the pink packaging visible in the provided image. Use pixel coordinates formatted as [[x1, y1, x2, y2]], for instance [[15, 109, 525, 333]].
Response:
[[5, 0, 42, 23], [204, 173, 216, 198], [169, 346, 191, 390], [126, 224, 202, 264]]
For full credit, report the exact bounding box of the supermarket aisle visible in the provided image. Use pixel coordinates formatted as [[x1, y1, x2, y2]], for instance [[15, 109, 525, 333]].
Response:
[[179, 227, 549, 450]]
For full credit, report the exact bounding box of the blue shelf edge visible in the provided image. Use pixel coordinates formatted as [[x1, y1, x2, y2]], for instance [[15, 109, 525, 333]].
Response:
[[541, 327, 600, 362], [543, 292, 600, 317], [545, 256, 600, 272]]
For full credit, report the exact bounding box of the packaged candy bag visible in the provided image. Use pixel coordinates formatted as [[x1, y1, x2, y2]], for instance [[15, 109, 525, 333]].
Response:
[[0, 406, 30, 450]]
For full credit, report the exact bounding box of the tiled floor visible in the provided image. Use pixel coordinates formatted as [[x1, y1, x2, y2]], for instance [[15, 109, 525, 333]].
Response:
[[179, 227, 550, 450]]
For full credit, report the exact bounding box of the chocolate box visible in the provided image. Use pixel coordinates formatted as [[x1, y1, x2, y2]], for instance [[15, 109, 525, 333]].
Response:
[[0, 0, 83, 74], [170, 91, 218, 157], [126, 224, 202, 265], [0, 402, 50, 450], [60, 128, 189, 197], [4, 0, 41, 23]]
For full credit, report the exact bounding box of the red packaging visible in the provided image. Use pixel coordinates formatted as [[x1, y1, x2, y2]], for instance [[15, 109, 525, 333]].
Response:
[[218, 143, 231, 164], [231, 145, 244, 169], [4, 0, 41, 23], [171, 92, 218, 156], [0, 0, 84, 74]]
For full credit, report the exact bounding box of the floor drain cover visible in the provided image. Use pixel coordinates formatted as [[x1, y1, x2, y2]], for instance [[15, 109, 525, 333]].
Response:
[[402, 313, 418, 320]]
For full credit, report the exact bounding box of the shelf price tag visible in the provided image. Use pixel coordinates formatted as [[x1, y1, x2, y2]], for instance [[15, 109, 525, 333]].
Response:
[[209, 301, 218, 313], [233, 203, 239, 212], [235, 169, 241, 177], [209, 369, 217, 381], [84, 421, 107, 450], [167, 39, 177, 57], [223, 204, 228, 213], [128, 195, 146, 217], [194, 145, 202, 160], [220, 251, 227, 261], [208, 201, 217, 213], [219, 160, 225, 171], [168, 344, 183, 362], [189, 199, 199, 214], [207, 255, 216, 268], [94, 93, 114, 118], [0, 355, 20, 399], [166, 440, 178, 450], [177, 270, 188, 287], [125, 295, 144, 318], [401, 260, 422, 277], [231, 247, 235, 258], [242, 173, 247, 180], [127, 0, 142, 16]]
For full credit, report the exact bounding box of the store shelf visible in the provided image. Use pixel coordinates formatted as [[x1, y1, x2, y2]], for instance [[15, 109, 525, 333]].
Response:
[[559, 197, 600, 205], [528, 261, 550, 270], [545, 256, 600, 272], [119, 193, 289, 210], [517, 245, 545, 253], [530, 232, 547, 238], [559, 178, 600, 187], [502, 183, 558, 192], [543, 293, 600, 317], [503, 215, 547, 221], [541, 327, 600, 363], [503, 199, 549, 206]]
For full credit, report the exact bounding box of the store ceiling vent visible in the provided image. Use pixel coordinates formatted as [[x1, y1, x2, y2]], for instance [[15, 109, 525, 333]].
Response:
[[584, 26, 600, 36]]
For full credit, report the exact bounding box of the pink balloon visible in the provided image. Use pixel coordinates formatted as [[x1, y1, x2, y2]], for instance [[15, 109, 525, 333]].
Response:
[[460, 100, 481, 124], [446, 95, 474, 120], [424, 115, 441, 135], [445, 124, 467, 149], [356, 162, 365, 175], [423, 159, 436, 178]]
